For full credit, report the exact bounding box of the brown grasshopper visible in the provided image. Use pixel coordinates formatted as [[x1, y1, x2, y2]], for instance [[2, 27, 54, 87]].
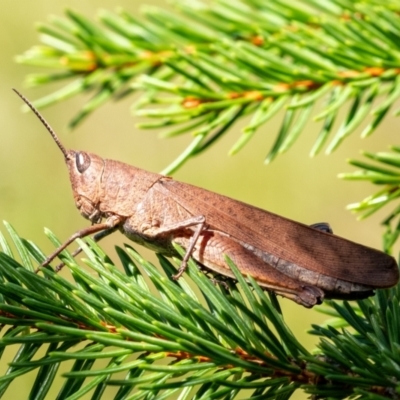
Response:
[[13, 89, 399, 308]]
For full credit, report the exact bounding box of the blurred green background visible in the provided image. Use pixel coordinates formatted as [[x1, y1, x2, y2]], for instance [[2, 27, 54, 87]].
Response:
[[0, 0, 399, 398]]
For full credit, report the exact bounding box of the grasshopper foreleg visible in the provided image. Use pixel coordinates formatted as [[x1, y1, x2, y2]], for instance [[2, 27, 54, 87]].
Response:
[[37, 215, 122, 273]]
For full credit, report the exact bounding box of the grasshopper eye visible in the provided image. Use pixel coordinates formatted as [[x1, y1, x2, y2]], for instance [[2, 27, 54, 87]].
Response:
[[75, 152, 91, 173]]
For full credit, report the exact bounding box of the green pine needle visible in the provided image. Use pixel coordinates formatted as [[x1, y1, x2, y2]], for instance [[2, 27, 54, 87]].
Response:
[[15, 1, 400, 170]]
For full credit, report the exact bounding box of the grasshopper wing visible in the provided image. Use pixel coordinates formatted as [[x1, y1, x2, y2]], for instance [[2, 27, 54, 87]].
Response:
[[156, 179, 398, 288]]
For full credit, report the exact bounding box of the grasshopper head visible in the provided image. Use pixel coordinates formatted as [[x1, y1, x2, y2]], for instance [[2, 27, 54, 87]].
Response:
[[13, 89, 105, 223], [66, 150, 105, 222]]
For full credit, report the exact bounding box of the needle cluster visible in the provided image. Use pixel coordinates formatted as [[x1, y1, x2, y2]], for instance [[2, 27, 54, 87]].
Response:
[[16, 1, 400, 174], [0, 223, 398, 399]]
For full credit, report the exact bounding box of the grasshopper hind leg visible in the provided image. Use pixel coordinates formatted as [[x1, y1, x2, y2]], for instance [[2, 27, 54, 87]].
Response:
[[174, 231, 324, 308]]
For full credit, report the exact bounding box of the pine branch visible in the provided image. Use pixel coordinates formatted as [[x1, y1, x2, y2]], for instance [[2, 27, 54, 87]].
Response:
[[339, 147, 400, 252], [16, 1, 400, 173], [0, 223, 399, 399]]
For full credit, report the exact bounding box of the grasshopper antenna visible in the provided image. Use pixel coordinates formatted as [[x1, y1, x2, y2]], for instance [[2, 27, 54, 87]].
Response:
[[12, 88, 70, 160]]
